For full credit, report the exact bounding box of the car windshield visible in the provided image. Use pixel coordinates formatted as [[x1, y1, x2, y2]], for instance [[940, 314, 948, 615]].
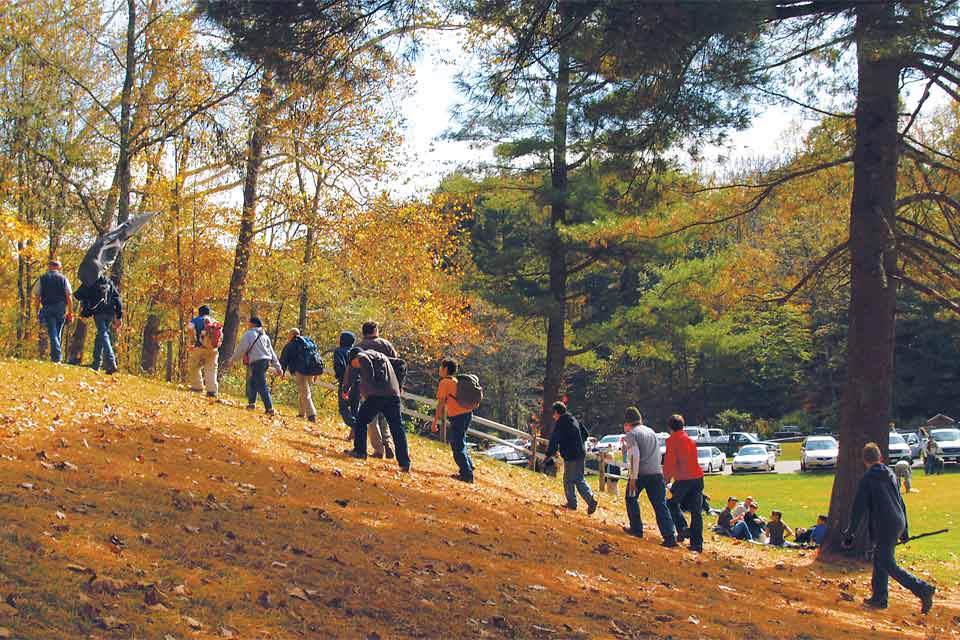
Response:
[[805, 439, 836, 451], [932, 430, 960, 442], [598, 435, 620, 444], [739, 446, 766, 456], [697, 449, 711, 458], [684, 428, 700, 436], [889, 433, 906, 446]]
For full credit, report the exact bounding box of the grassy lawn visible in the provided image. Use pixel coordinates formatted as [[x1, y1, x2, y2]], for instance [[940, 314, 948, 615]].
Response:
[[703, 469, 960, 585], [777, 441, 802, 461]]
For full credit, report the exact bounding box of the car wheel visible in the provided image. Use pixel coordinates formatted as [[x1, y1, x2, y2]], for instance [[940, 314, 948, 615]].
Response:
[[720, 461, 725, 471], [708, 463, 713, 474], [771, 463, 775, 471], [801, 461, 806, 472]]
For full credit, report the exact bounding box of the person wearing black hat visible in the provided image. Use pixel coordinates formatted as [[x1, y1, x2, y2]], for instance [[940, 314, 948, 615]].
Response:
[[187, 305, 220, 397], [622, 407, 677, 546], [226, 316, 282, 415]]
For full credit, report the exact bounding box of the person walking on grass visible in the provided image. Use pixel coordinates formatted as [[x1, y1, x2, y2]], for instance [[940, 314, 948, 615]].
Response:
[[431, 358, 475, 483], [226, 316, 282, 415], [333, 331, 359, 435], [279, 328, 318, 422], [663, 414, 704, 552], [341, 347, 410, 472], [186, 305, 221, 398], [843, 442, 935, 614], [35, 258, 75, 363], [545, 402, 598, 515], [621, 407, 677, 546], [356, 321, 397, 459], [91, 275, 122, 374]]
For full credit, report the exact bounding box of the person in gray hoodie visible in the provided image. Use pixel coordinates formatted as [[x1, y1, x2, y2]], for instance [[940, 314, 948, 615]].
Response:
[[622, 407, 677, 546], [226, 316, 282, 415], [355, 320, 397, 459], [341, 347, 410, 471]]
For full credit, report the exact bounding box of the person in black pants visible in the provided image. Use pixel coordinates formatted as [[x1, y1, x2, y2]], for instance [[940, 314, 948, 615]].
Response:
[[621, 407, 677, 546], [662, 414, 705, 552], [843, 442, 935, 614]]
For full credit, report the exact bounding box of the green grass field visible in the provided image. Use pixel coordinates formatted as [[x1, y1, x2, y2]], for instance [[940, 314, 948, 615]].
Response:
[[777, 441, 802, 461], [702, 469, 960, 584]]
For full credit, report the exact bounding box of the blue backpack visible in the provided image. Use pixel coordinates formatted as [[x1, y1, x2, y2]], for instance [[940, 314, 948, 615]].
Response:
[[298, 336, 324, 376]]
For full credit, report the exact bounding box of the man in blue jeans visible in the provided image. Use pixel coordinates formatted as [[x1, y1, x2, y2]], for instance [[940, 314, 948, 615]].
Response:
[[545, 402, 598, 514], [34, 259, 74, 363], [91, 276, 122, 374], [431, 358, 475, 483], [341, 348, 410, 472], [621, 407, 677, 546], [226, 317, 282, 415], [663, 414, 705, 552]]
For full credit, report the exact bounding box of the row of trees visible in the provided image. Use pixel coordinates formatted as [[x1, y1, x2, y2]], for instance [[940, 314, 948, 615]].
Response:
[[3, 0, 960, 552]]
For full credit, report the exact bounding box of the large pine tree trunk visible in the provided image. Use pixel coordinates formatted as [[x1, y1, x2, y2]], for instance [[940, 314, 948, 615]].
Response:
[[220, 77, 273, 365], [538, 9, 571, 440], [825, 3, 902, 553]]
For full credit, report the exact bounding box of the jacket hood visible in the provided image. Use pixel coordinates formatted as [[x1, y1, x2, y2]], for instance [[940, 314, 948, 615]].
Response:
[[339, 331, 356, 347]]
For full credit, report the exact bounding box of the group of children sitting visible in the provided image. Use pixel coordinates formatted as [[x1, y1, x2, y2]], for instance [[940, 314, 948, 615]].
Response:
[[713, 495, 828, 548]]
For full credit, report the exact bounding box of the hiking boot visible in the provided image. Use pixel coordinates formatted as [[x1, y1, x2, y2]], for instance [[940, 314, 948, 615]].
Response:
[[343, 449, 367, 459], [561, 504, 577, 511], [863, 597, 888, 610], [265, 409, 276, 416], [451, 473, 474, 484], [920, 585, 935, 614], [587, 501, 598, 515], [661, 538, 678, 548], [246, 405, 256, 411], [690, 545, 703, 553], [622, 527, 643, 538], [307, 415, 317, 423], [371, 451, 385, 459], [104, 366, 118, 375], [676, 530, 688, 544], [399, 466, 410, 473], [384, 444, 395, 459], [190, 388, 203, 394], [206, 392, 217, 399]]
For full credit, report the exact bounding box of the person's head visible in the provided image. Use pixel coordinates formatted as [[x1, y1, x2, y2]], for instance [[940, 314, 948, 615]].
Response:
[[551, 401, 567, 422], [198, 305, 211, 317], [624, 406, 642, 429], [862, 442, 882, 467], [744, 496, 755, 508], [361, 321, 379, 338], [440, 358, 458, 377], [339, 331, 356, 348], [48, 258, 62, 271], [347, 347, 362, 367], [817, 514, 828, 526], [748, 502, 759, 512], [726, 497, 738, 509], [287, 327, 300, 341], [667, 414, 685, 432], [771, 510, 782, 522], [248, 316, 263, 329]]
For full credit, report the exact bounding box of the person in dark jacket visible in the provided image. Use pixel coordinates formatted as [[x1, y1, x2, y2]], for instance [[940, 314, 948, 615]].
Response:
[[545, 402, 598, 514], [333, 331, 359, 433], [35, 258, 75, 363], [843, 442, 935, 614], [279, 328, 317, 422], [91, 276, 122, 374]]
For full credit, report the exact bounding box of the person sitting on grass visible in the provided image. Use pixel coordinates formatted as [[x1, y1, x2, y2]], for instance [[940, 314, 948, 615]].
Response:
[[765, 510, 796, 547], [714, 496, 740, 536], [795, 514, 828, 546], [742, 501, 767, 542]]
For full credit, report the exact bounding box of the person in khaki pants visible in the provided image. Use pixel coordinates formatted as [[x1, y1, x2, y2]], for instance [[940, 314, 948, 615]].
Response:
[[279, 328, 317, 422], [187, 305, 220, 398]]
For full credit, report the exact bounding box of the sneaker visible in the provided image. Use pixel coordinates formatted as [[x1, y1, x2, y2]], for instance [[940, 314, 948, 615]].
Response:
[[399, 466, 410, 473], [690, 546, 703, 553], [384, 444, 395, 460], [863, 597, 888, 610], [920, 585, 935, 614], [561, 504, 577, 511], [587, 501, 598, 515], [622, 527, 643, 538], [246, 405, 256, 411], [265, 409, 276, 416], [661, 539, 678, 548], [307, 415, 317, 423], [451, 473, 474, 484]]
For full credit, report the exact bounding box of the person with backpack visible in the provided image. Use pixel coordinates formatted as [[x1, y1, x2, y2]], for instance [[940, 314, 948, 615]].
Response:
[[333, 331, 359, 433], [279, 328, 324, 422], [89, 275, 122, 374], [226, 316, 282, 415], [186, 305, 221, 398], [431, 358, 482, 483], [545, 402, 598, 514], [34, 258, 75, 363], [355, 321, 398, 459], [341, 347, 410, 472]]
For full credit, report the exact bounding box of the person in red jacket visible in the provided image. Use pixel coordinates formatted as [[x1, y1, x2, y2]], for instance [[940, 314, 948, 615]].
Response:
[[662, 414, 705, 552]]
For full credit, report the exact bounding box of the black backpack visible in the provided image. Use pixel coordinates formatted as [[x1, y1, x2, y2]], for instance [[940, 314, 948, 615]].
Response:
[[298, 336, 324, 376], [74, 278, 111, 318], [389, 357, 407, 389]]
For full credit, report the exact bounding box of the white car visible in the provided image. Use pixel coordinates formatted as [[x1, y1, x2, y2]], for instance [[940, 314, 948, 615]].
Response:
[[925, 428, 960, 463], [888, 432, 912, 464], [697, 446, 726, 473], [593, 433, 625, 454], [684, 426, 709, 441], [480, 438, 529, 465], [801, 436, 839, 471], [656, 432, 668, 462], [732, 444, 776, 473]]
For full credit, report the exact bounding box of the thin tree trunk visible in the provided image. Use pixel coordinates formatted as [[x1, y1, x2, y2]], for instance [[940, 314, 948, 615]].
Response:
[[220, 76, 273, 366], [67, 321, 87, 365], [141, 312, 161, 373], [538, 6, 571, 440], [299, 225, 314, 331], [110, 0, 137, 286], [825, 3, 903, 554]]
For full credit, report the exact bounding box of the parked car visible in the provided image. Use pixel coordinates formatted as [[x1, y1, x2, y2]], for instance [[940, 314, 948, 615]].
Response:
[[888, 432, 912, 464], [732, 444, 776, 473], [656, 432, 668, 463], [684, 426, 710, 441], [800, 435, 839, 471], [697, 446, 726, 473], [480, 438, 528, 465], [593, 433, 626, 454], [905, 432, 922, 460], [706, 428, 727, 439], [772, 425, 803, 439], [923, 428, 960, 464], [708, 431, 781, 457]]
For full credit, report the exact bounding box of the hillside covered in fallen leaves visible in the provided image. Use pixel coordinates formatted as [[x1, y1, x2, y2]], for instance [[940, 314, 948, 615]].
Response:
[[0, 361, 957, 640]]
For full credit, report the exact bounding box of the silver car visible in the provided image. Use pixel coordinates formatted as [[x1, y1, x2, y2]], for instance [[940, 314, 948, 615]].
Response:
[[801, 436, 838, 471]]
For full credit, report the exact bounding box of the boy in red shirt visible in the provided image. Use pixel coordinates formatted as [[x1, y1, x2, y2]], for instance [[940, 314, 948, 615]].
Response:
[[662, 414, 705, 552], [432, 358, 475, 483]]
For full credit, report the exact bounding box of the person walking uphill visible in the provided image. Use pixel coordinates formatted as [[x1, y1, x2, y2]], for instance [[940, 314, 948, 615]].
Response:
[[545, 402, 598, 514], [356, 321, 397, 459], [663, 414, 705, 552], [35, 259, 75, 363], [187, 305, 221, 398], [843, 442, 935, 614], [621, 407, 677, 547], [90, 276, 122, 374], [341, 348, 410, 472], [432, 358, 479, 483], [226, 317, 282, 415], [279, 328, 321, 422], [333, 331, 359, 433]]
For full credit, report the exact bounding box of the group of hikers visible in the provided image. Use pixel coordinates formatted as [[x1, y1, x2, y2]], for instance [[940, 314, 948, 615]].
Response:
[[35, 258, 937, 615]]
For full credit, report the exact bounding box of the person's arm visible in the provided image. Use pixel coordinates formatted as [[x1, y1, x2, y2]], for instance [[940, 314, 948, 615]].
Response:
[[432, 379, 447, 432], [844, 478, 870, 543], [896, 475, 909, 540], [627, 439, 641, 480], [65, 278, 74, 321], [785, 522, 795, 537], [279, 343, 292, 375], [267, 338, 282, 373], [545, 428, 560, 459], [227, 331, 251, 368], [341, 363, 356, 398], [662, 438, 677, 484]]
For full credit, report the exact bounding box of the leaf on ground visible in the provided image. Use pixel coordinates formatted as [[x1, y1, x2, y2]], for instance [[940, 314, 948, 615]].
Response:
[[183, 615, 203, 630], [287, 586, 309, 601]]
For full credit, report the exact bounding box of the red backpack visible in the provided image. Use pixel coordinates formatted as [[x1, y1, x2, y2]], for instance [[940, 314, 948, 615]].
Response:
[[202, 318, 223, 349]]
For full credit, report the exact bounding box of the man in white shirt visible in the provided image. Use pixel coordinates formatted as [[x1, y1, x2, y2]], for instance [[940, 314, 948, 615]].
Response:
[[622, 407, 677, 547]]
